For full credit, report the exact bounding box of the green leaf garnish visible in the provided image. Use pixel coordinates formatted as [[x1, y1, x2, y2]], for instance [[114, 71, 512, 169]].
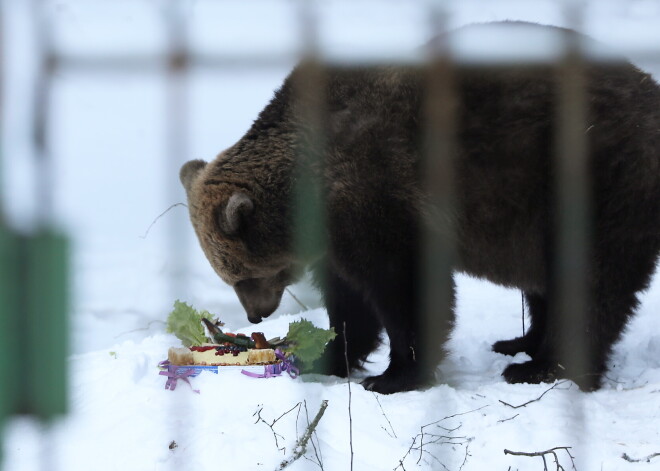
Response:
[[166, 300, 210, 347], [284, 319, 336, 371]]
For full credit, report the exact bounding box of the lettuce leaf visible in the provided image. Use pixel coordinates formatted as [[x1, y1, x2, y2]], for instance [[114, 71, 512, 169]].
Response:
[[166, 300, 209, 347], [285, 319, 336, 371]]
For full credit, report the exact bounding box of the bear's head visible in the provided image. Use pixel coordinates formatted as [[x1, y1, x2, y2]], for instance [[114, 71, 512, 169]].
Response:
[[180, 156, 300, 324]]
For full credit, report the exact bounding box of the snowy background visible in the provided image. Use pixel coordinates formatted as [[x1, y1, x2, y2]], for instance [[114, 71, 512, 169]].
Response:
[[3, 1, 660, 470]]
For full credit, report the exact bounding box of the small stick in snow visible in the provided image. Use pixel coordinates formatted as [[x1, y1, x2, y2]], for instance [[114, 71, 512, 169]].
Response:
[[254, 402, 303, 454], [497, 414, 520, 423], [459, 443, 471, 471], [394, 406, 485, 470], [504, 446, 576, 471], [278, 400, 329, 470], [621, 452, 660, 463], [343, 321, 354, 471], [139, 202, 188, 239], [499, 380, 569, 409], [372, 392, 398, 438]]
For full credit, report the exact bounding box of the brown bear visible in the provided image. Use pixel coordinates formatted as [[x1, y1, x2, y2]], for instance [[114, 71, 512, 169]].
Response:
[[180, 22, 660, 394]]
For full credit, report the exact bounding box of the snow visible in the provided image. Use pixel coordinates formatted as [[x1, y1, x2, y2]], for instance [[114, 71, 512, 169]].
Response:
[[3, 1, 660, 470]]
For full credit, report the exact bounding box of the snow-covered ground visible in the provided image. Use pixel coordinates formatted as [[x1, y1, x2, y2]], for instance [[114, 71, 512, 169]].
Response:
[[3, 1, 660, 470]]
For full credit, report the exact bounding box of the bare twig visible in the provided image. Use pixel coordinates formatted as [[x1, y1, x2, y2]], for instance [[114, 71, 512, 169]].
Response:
[[254, 402, 303, 454], [621, 452, 660, 463], [372, 392, 398, 438], [499, 381, 569, 409], [459, 443, 471, 471], [504, 446, 576, 471], [285, 288, 309, 311], [139, 202, 187, 239], [394, 406, 485, 470], [344, 321, 354, 471], [278, 400, 329, 470], [497, 414, 520, 423]]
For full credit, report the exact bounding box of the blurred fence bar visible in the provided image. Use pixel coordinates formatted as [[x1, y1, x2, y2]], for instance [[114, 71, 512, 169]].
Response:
[[32, 0, 55, 226], [292, 1, 327, 273], [0, 2, 71, 470], [553, 4, 591, 386], [0, 228, 20, 466], [165, 1, 190, 298], [421, 4, 457, 383], [22, 231, 70, 418]]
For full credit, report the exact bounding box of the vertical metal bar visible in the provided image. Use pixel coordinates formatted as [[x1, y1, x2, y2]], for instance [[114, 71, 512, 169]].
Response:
[[0, 3, 15, 463], [21, 8, 71, 471], [29, 0, 71, 413], [421, 3, 457, 388], [292, 0, 326, 274], [0, 229, 20, 470], [555, 0, 590, 398], [162, 6, 191, 471], [24, 231, 70, 419], [33, 0, 55, 227], [164, 1, 190, 299]]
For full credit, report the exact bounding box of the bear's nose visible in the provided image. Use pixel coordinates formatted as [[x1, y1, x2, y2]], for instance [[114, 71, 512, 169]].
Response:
[[234, 278, 283, 324]]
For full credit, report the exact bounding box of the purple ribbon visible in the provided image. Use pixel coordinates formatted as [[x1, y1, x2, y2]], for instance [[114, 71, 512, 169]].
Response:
[[241, 349, 299, 379], [158, 361, 200, 393]]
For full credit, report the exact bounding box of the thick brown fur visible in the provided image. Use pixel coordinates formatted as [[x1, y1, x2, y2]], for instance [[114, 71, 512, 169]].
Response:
[[181, 22, 660, 394]]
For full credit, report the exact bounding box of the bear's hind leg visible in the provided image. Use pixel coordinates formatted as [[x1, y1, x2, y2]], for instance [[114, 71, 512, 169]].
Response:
[[315, 269, 382, 378], [502, 252, 655, 390], [492, 292, 547, 358]]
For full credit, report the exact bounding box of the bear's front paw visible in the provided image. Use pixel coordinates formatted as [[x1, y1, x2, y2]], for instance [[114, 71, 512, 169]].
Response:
[[502, 360, 557, 385], [361, 369, 431, 394], [492, 336, 538, 357]]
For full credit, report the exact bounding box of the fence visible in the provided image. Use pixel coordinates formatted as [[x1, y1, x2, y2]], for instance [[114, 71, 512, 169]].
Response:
[[2, 0, 660, 470]]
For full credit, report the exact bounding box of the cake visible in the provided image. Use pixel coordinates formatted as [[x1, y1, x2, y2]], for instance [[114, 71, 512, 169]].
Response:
[[168, 344, 277, 366]]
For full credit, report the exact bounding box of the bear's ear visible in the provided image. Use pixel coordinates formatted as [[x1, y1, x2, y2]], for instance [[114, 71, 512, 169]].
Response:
[[180, 159, 207, 195], [221, 193, 254, 235]]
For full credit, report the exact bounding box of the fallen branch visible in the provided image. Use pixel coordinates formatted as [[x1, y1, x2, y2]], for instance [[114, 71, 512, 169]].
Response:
[[622, 452, 660, 463], [499, 381, 569, 409], [300, 401, 324, 470], [504, 446, 576, 470], [278, 400, 329, 470]]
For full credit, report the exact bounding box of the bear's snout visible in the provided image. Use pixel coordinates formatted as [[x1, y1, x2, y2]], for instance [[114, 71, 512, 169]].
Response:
[[234, 277, 285, 324]]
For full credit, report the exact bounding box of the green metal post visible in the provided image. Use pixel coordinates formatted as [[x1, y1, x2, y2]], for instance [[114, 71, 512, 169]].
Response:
[[23, 230, 70, 419], [0, 225, 21, 439]]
